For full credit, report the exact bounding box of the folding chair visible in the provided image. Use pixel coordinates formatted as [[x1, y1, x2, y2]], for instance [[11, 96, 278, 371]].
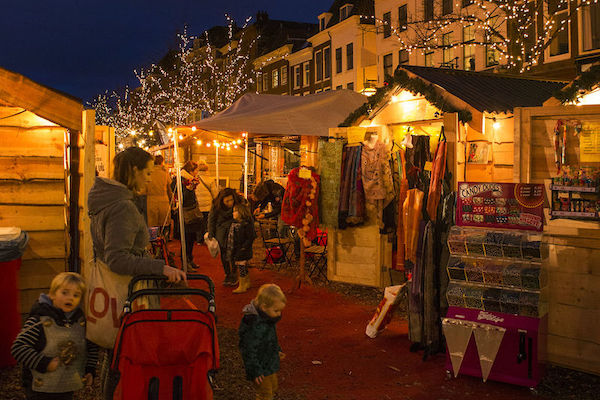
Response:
[[257, 219, 294, 270], [305, 245, 328, 281]]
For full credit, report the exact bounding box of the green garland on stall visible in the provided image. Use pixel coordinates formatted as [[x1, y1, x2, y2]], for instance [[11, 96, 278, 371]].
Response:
[[339, 69, 472, 127], [553, 65, 600, 104]]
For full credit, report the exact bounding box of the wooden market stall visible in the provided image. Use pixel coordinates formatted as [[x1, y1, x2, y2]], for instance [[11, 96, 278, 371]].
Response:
[[326, 66, 566, 288], [514, 101, 600, 375], [0, 67, 95, 314], [150, 128, 246, 191]]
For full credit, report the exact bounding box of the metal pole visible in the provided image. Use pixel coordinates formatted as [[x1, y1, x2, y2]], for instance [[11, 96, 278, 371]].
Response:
[[215, 144, 220, 190], [173, 131, 187, 273], [244, 134, 248, 198]]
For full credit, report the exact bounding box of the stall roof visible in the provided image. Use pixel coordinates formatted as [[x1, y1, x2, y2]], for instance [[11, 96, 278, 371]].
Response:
[[188, 90, 367, 136], [0, 66, 82, 131], [400, 65, 568, 114]]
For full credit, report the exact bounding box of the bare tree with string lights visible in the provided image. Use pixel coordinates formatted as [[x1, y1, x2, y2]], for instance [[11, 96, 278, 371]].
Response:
[[375, 0, 598, 73], [89, 15, 258, 148]]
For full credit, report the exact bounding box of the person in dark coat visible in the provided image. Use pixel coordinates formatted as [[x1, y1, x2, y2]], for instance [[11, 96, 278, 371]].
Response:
[[207, 187, 246, 286], [239, 284, 286, 400], [171, 160, 201, 270], [226, 203, 256, 294]]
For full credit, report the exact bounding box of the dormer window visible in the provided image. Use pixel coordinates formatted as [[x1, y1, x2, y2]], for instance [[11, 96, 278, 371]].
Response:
[[318, 12, 332, 31], [340, 4, 354, 21]]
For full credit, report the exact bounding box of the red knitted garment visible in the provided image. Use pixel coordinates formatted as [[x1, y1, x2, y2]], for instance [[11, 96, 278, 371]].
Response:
[[281, 167, 320, 242]]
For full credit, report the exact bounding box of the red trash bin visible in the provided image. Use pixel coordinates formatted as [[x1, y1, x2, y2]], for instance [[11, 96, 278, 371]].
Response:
[[0, 257, 21, 367]]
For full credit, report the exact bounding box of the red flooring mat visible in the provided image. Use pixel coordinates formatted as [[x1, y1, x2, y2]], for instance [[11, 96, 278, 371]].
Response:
[[173, 242, 544, 400]]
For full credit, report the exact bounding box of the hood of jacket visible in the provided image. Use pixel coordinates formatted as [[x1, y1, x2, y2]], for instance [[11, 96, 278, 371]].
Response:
[[242, 300, 281, 324], [29, 293, 84, 326], [88, 177, 133, 216]]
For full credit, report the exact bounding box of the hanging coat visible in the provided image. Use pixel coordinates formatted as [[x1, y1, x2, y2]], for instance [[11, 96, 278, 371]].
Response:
[[426, 132, 447, 221], [403, 188, 424, 270]]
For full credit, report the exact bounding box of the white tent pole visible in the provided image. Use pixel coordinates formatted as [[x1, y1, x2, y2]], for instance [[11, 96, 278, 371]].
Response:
[[244, 134, 248, 198], [215, 144, 220, 190], [173, 131, 187, 273]]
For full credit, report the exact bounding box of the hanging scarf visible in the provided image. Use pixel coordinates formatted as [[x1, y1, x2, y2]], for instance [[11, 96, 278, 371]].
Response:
[[318, 140, 343, 228], [338, 145, 366, 228], [426, 129, 447, 221], [281, 167, 320, 244]]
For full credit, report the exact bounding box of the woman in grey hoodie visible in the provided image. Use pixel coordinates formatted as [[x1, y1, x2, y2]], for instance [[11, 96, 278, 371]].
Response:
[[88, 147, 186, 399], [88, 147, 186, 282]]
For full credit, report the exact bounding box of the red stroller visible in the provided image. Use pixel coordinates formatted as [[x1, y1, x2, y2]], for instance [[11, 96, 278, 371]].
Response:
[[107, 274, 219, 400]]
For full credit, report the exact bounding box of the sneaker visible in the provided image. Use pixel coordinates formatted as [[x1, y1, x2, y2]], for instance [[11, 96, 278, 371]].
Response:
[[188, 262, 199, 271], [223, 275, 238, 286]]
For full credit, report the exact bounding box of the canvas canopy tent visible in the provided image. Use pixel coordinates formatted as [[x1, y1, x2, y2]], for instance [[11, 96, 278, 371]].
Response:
[[189, 90, 367, 136]]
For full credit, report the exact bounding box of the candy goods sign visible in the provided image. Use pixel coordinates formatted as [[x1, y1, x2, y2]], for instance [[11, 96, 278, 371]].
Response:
[[456, 182, 545, 232]]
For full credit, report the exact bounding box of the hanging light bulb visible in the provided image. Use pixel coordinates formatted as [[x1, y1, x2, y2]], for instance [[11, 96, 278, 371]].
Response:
[[493, 118, 500, 129], [197, 140, 202, 145], [118, 143, 124, 150], [207, 143, 211, 147], [179, 135, 184, 140], [192, 126, 197, 131]]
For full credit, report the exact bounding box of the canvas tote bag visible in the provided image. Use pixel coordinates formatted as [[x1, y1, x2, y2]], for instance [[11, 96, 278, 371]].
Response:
[[85, 258, 131, 349]]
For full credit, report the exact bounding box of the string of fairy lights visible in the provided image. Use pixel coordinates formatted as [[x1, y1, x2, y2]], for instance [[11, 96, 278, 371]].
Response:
[[367, 0, 598, 73], [90, 16, 257, 149]]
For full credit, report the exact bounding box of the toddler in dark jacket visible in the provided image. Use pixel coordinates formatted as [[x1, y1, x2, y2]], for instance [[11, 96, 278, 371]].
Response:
[[226, 203, 256, 294], [239, 284, 286, 400], [11, 272, 98, 400]]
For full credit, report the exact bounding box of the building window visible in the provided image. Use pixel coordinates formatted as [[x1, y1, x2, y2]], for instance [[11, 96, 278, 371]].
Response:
[[383, 11, 391, 38], [316, 50, 323, 81], [399, 49, 409, 65], [257, 73, 262, 92], [304, 62, 311, 87], [425, 50, 434, 67], [262, 73, 269, 91], [383, 53, 393, 78], [442, 32, 455, 67], [463, 24, 476, 70], [336, 85, 343, 90], [272, 69, 279, 88], [548, 0, 569, 57], [398, 5, 407, 32], [324, 47, 331, 79], [335, 47, 342, 73], [424, 0, 434, 21], [462, 0, 474, 7], [486, 45, 499, 67], [281, 67, 288, 86], [320, 17, 326, 31], [340, 4, 353, 21], [581, 1, 600, 52], [294, 65, 301, 89], [347, 82, 354, 90], [464, 46, 475, 71], [346, 43, 354, 70], [443, 0, 453, 15]]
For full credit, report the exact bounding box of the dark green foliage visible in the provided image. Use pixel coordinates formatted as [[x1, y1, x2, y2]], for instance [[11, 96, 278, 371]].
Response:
[[339, 68, 472, 127], [553, 65, 600, 104]]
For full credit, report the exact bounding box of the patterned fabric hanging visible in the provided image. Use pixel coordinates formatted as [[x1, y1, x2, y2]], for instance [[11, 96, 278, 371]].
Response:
[[338, 145, 365, 229], [281, 167, 320, 246], [318, 140, 343, 228]]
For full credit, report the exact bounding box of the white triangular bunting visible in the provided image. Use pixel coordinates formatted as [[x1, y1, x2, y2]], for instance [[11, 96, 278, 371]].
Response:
[[473, 324, 506, 382], [442, 318, 474, 378]]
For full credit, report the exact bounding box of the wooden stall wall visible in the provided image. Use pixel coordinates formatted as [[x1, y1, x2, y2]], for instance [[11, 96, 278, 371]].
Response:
[[464, 115, 515, 183], [190, 144, 245, 190], [0, 108, 67, 313], [514, 105, 600, 375]]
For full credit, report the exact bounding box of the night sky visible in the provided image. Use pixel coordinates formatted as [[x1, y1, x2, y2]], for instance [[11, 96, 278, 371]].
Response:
[[1, 0, 328, 103]]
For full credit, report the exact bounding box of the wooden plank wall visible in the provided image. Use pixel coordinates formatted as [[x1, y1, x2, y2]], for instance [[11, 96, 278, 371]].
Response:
[[190, 145, 245, 190], [0, 107, 67, 313], [514, 105, 600, 375], [464, 115, 515, 183]]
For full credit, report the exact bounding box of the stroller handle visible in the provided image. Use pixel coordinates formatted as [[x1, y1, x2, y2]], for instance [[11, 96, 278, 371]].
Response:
[[124, 288, 216, 316], [127, 273, 215, 298]]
